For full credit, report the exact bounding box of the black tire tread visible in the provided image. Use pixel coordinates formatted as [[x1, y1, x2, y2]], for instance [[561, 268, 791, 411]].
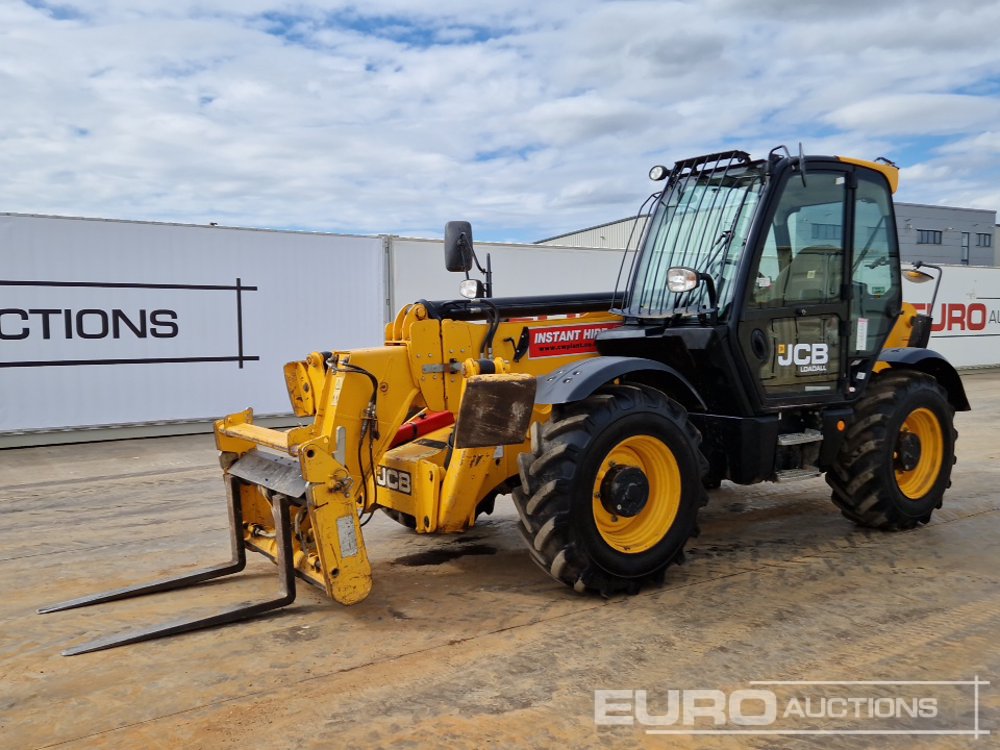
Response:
[[825, 370, 957, 531], [514, 384, 707, 597]]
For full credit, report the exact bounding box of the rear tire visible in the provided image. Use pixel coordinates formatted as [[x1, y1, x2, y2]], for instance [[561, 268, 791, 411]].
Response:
[[826, 370, 956, 530], [514, 384, 707, 596]]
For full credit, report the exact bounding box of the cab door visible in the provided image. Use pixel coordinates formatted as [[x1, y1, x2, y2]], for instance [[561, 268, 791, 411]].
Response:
[[844, 171, 902, 382], [737, 168, 851, 406]]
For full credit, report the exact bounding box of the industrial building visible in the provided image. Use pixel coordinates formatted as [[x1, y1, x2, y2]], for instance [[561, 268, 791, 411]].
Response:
[[894, 203, 997, 266], [538, 202, 1000, 267]]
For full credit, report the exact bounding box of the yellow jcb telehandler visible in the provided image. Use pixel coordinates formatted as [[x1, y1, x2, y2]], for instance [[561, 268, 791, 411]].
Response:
[[42, 147, 969, 655]]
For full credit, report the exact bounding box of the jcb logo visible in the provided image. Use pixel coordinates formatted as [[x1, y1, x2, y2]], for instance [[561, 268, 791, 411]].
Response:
[[375, 466, 412, 495], [777, 343, 829, 370]]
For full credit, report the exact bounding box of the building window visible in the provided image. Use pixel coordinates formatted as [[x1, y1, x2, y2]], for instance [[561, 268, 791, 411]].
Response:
[[811, 223, 842, 241], [916, 229, 942, 245], [977, 232, 992, 248]]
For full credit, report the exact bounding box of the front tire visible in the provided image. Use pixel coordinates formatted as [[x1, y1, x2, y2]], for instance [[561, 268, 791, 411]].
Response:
[[827, 370, 957, 530], [513, 384, 707, 595]]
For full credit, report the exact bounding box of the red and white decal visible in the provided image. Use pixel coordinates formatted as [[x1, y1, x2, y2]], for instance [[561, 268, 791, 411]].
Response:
[[528, 322, 622, 358]]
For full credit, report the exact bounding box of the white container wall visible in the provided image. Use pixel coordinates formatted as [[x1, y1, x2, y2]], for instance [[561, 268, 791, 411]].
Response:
[[2, 214, 998, 443], [0, 215, 385, 433], [389, 237, 625, 307]]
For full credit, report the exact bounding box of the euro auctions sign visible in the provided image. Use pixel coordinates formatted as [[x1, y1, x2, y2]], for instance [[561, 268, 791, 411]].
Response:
[[0, 214, 385, 433], [903, 265, 1000, 368], [594, 678, 990, 738], [0, 279, 256, 368]]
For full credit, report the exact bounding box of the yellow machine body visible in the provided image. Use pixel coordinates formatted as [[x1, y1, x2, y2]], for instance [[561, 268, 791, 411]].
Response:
[[209, 155, 947, 608], [214, 307, 622, 604]]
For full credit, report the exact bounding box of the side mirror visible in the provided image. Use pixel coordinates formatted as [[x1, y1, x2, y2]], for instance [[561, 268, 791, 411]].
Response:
[[444, 221, 474, 273]]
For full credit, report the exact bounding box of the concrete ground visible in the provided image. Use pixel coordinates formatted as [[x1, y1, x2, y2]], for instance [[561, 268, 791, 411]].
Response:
[[1, 372, 997, 749]]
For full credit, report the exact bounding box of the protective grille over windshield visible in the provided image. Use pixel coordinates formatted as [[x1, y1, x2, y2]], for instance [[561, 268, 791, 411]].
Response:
[[617, 151, 765, 319]]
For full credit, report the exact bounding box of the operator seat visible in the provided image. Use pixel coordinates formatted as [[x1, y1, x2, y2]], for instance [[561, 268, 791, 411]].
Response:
[[771, 245, 842, 303]]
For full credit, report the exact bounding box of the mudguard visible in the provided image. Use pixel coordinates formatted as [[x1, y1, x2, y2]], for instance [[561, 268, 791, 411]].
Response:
[[877, 348, 971, 411], [534, 356, 706, 410]]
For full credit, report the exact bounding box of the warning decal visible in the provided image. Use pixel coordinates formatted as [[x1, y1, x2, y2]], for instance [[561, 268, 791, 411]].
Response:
[[528, 322, 622, 358]]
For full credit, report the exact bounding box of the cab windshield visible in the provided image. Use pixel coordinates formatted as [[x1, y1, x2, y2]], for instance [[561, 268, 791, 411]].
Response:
[[625, 161, 765, 319]]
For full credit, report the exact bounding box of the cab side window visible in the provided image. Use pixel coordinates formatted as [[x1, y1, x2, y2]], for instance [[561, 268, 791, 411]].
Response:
[[751, 173, 846, 307], [850, 174, 901, 353]]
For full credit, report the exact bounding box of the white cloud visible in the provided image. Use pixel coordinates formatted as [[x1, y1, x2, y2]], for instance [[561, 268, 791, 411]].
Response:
[[828, 95, 1000, 136], [0, 0, 998, 243]]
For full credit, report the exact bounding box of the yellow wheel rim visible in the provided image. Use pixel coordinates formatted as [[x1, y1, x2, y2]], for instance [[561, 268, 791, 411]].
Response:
[[894, 407, 944, 500], [592, 435, 681, 554]]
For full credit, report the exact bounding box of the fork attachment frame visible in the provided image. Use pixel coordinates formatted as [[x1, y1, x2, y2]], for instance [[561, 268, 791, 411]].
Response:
[[38, 477, 297, 656]]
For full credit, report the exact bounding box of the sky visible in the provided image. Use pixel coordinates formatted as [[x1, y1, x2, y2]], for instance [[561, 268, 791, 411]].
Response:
[[2, 0, 1000, 243]]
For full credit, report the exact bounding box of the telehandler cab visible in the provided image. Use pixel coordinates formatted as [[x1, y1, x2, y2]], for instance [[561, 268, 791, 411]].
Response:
[[42, 147, 968, 655]]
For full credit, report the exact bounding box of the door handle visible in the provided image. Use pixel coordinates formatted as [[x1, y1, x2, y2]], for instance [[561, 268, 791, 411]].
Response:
[[750, 329, 769, 361]]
